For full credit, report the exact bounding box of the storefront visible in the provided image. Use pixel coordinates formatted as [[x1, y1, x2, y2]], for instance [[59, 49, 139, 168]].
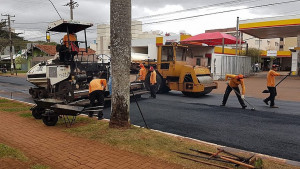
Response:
[[260, 51, 291, 71]]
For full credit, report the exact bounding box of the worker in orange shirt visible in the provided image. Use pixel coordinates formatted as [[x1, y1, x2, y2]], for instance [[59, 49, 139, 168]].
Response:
[[138, 63, 146, 82], [149, 66, 157, 99], [220, 74, 247, 109], [263, 65, 281, 108], [88, 73, 107, 119], [63, 31, 77, 48], [63, 31, 78, 61]]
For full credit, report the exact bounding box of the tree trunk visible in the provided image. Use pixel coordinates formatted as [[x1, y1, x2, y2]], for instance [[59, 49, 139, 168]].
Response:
[[109, 0, 131, 128]]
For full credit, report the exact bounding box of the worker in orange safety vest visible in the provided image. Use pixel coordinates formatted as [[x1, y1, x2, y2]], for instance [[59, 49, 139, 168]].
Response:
[[220, 74, 247, 109], [149, 66, 157, 99], [63, 32, 77, 48], [89, 73, 107, 119], [59, 31, 79, 61], [138, 63, 146, 82]]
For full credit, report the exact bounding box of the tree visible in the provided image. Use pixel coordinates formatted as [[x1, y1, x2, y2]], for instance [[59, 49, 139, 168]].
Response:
[[0, 21, 27, 54], [109, 0, 131, 128], [242, 47, 262, 63]]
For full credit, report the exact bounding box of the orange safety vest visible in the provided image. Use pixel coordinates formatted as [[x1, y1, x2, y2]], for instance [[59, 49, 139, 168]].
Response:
[[225, 74, 246, 95], [267, 70, 280, 87], [89, 79, 107, 93], [150, 70, 156, 85], [139, 67, 146, 81], [63, 34, 77, 48]]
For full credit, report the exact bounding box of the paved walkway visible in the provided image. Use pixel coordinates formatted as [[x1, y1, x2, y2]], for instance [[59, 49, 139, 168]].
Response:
[[0, 112, 184, 169]]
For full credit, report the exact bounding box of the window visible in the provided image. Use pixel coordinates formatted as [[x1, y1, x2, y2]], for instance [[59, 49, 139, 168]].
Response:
[[196, 58, 201, 66], [176, 48, 187, 61], [280, 38, 284, 41], [279, 45, 283, 49], [267, 40, 270, 46], [275, 42, 279, 46], [161, 46, 173, 61], [255, 40, 262, 45]]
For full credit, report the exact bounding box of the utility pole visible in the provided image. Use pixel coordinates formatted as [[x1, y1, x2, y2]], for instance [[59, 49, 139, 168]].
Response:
[[109, 0, 131, 128], [235, 17, 239, 56], [64, 0, 78, 20], [235, 16, 239, 74], [2, 14, 15, 75]]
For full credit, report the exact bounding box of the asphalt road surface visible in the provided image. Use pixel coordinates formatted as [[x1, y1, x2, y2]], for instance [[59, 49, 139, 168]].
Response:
[[0, 76, 299, 162]]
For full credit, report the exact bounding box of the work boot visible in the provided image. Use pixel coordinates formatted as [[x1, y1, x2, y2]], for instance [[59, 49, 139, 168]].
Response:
[[88, 112, 93, 118], [98, 111, 104, 120], [270, 105, 279, 108], [263, 99, 269, 105], [220, 104, 225, 107], [242, 105, 247, 109]]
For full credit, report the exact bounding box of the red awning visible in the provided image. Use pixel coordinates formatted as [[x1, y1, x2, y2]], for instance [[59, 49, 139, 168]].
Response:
[[181, 32, 243, 46]]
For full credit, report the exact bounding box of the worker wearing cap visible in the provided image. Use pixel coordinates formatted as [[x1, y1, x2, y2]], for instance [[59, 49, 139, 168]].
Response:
[[138, 63, 146, 82], [220, 74, 247, 109], [263, 65, 280, 108], [63, 32, 77, 48], [88, 74, 107, 119], [149, 66, 157, 99], [63, 32, 78, 61]]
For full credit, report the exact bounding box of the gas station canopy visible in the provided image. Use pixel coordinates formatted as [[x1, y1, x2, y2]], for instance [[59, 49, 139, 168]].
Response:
[[239, 15, 300, 39]]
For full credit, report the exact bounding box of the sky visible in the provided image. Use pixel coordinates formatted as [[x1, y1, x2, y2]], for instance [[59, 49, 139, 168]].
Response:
[[1, 0, 300, 44]]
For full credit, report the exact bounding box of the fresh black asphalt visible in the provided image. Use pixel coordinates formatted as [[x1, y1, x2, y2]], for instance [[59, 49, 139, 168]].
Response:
[[0, 76, 299, 162]]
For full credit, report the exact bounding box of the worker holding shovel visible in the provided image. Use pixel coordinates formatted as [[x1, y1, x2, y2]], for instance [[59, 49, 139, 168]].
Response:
[[220, 74, 247, 109], [263, 65, 281, 108]]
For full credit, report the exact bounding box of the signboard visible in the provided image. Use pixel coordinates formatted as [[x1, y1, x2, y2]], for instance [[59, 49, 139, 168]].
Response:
[[267, 50, 277, 57]]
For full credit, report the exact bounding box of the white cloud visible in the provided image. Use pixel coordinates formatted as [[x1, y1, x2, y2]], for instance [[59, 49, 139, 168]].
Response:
[[2, 0, 300, 42]]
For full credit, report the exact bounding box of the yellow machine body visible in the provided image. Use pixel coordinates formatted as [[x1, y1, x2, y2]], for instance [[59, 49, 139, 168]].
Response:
[[144, 43, 217, 96]]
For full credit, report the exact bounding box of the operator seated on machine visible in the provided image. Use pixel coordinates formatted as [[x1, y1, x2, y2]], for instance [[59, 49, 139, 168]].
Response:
[[58, 31, 79, 62], [88, 72, 107, 120], [220, 74, 247, 109]]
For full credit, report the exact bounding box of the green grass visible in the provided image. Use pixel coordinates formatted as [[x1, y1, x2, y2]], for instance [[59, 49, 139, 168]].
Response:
[[0, 144, 28, 162], [66, 121, 300, 169], [0, 143, 50, 169], [0, 102, 25, 107], [1, 98, 299, 169], [31, 164, 50, 169], [1, 107, 30, 112], [0, 99, 9, 103], [0, 99, 31, 113], [55, 115, 95, 126], [19, 112, 33, 118], [66, 121, 222, 168]]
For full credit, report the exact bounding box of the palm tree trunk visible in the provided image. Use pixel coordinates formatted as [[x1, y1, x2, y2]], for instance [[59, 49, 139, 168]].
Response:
[[109, 0, 131, 128]]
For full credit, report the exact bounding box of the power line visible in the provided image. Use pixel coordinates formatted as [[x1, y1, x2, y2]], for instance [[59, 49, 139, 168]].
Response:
[[48, 0, 62, 19], [133, 0, 260, 20], [14, 22, 50, 25], [139, 0, 300, 25]]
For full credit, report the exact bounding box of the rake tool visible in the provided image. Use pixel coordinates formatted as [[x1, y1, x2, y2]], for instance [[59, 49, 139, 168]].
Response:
[[228, 84, 256, 111], [262, 72, 291, 93]]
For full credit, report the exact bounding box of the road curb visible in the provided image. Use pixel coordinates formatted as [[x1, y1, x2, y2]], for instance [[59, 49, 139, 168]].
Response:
[[1, 96, 299, 167]]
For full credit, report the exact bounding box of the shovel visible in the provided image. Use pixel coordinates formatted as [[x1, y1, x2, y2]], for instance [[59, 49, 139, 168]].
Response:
[[262, 72, 291, 93]]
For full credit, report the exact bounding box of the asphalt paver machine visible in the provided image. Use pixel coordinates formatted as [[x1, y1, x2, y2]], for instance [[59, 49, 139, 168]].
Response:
[[27, 20, 146, 126]]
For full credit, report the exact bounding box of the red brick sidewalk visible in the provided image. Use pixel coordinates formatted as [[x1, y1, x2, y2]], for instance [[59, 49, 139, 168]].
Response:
[[0, 112, 184, 169]]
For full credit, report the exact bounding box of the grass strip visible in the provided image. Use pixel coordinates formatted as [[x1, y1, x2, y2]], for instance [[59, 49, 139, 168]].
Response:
[[0, 143, 28, 162]]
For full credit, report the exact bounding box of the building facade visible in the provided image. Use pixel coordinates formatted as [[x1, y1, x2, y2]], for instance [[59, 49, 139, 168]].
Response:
[[206, 27, 293, 71]]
